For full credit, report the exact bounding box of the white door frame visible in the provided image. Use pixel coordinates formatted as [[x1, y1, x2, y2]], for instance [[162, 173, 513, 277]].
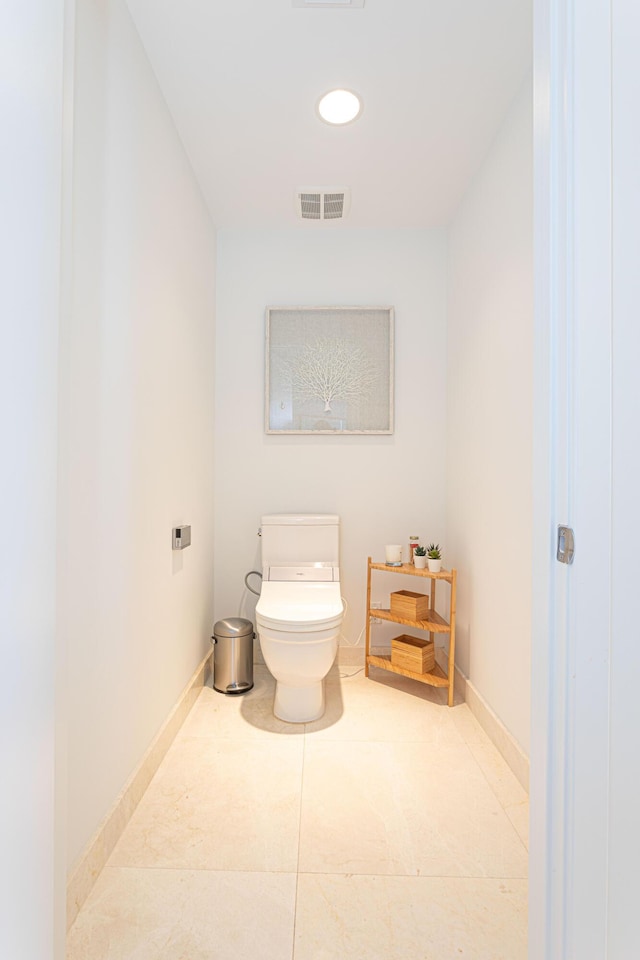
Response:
[[0, 2, 73, 959], [531, 0, 614, 956]]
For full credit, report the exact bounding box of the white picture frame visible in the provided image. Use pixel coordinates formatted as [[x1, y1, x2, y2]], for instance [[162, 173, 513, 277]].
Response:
[[265, 306, 394, 435]]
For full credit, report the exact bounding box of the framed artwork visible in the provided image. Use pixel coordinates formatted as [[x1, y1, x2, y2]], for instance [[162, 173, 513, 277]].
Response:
[[265, 306, 394, 434]]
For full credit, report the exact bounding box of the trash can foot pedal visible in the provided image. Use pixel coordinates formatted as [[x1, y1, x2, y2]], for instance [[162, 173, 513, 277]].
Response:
[[225, 681, 253, 695]]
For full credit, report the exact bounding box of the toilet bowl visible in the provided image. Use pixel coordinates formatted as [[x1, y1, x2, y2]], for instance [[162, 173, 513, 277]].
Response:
[[256, 579, 343, 722], [255, 513, 343, 723]]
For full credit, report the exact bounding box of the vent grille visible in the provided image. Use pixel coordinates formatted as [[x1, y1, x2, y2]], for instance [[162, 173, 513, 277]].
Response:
[[296, 188, 351, 221], [323, 193, 344, 219], [300, 193, 322, 220]]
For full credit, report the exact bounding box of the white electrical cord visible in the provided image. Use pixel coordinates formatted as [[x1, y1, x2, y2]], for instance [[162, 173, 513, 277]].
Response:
[[339, 595, 369, 651], [339, 667, 365, 679]]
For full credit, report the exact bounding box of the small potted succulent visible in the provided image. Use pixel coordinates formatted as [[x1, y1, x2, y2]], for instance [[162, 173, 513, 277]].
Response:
[[413, 545, 427, 569], [426, 543, 442, 573]]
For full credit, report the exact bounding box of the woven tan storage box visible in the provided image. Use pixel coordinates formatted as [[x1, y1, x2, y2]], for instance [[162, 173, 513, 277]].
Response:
[[391, 635, 435, 674], [390, 589, 430, 620]]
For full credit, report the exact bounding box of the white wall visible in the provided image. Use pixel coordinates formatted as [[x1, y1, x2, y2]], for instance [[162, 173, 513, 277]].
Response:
[[0, 2, 67, 956], [214, 229, 447, 650], [60, 0, 216, 870], [446, 78, 533, 754]]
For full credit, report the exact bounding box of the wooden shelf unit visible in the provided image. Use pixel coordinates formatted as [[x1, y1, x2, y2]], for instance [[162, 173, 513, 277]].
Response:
[[365, 557, 457, 706]]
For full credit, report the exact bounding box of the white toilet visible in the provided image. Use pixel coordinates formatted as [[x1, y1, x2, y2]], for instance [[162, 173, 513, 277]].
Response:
[[255, 513, 343, 722]]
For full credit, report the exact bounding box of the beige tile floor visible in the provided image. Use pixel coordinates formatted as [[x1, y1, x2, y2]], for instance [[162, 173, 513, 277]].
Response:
[[67, 664, 529, 959]]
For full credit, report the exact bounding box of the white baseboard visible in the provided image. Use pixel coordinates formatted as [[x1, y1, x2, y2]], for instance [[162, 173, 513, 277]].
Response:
[[435, 648, 530, 793], [66, 650, 212, 930], [337, 644, 366, 667]]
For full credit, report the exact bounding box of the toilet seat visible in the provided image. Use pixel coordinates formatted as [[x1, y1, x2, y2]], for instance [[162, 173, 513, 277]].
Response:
[[256, 581, 343, 635]]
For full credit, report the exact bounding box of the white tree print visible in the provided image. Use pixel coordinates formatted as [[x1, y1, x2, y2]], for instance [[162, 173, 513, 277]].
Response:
[[288, 337, 378, 413]]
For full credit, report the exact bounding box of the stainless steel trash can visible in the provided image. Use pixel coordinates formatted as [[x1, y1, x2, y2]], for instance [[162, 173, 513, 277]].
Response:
[[212, 618, 254, 694]]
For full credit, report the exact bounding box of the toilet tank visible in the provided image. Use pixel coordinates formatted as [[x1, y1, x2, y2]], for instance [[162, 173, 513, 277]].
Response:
[[260, 514, 339, 565]]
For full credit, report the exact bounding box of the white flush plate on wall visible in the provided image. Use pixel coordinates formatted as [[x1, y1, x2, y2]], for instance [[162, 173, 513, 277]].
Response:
[[292, 1, 365, 8]]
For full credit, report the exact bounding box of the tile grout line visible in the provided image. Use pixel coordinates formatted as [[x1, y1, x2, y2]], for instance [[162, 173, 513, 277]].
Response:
[[290, 724, 307, 960], [100, 862, 528, 881]]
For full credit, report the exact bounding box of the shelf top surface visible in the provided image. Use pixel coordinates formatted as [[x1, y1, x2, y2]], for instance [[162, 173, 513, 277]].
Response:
[[369, 560, 454, 582]]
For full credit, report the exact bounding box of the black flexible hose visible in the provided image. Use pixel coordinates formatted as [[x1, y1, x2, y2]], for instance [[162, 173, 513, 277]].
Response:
[[244, 570, 262, 596]]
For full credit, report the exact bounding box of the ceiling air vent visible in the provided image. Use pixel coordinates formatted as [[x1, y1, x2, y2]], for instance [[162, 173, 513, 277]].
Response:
[[296, 188, 351, 221], [292, 1, 365, 8]]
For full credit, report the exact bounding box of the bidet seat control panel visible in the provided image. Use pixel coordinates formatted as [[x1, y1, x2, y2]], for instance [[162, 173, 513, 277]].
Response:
[[172, 526, 191, 550], [267, 566, 336, 581]]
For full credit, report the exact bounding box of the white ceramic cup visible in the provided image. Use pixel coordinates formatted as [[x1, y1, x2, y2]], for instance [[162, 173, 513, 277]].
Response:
[[385, 544, 403, 564]]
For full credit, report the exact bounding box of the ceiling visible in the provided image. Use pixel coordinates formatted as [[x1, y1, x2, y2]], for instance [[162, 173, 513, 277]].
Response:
[[125, 0, 531, 229]]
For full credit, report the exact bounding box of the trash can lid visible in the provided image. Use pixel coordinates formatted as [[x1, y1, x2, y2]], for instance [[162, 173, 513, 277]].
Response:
[[213, 617, 254, 638]]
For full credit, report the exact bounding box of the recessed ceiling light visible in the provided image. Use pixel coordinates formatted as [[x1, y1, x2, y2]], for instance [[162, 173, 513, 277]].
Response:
[[317, 89, 362, 125]]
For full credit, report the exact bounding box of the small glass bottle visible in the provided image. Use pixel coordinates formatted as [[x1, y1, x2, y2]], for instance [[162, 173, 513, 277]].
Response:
[[408, 535, 420, 565]]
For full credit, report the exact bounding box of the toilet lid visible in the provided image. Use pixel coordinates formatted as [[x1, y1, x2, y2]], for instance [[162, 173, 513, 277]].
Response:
[[256, 581, 343, 625]]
